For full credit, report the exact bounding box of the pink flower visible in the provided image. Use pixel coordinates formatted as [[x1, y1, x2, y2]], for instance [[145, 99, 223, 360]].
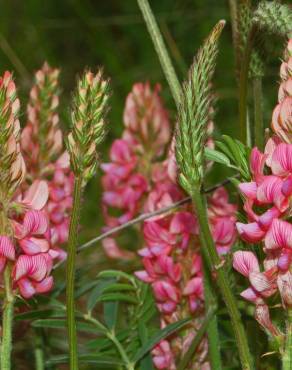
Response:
[[13, 210, 50, 255], [13, 253, 53, 298], [152, 340, 176, 370], [0, 236, 15, 273]]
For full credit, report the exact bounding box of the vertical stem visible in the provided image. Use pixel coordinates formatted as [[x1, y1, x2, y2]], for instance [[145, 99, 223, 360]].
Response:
[[137, 0, 181, 107], [0, 263, 15, 370], [191, 189, 254, 370], [238, 30, 255, 145], [34, 330, 45, 370], [228, 0, 240, 76], [282, 309, 292, 370], [66, 176, 83, 370], [202, 265, 222, 370], [253, 77, 264, 150]]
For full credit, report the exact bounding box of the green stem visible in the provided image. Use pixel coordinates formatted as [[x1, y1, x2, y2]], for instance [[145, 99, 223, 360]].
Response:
[[66, 176, 83, 370], [177, 307, 216, 370], [253, 77, 264, 150], [191, 189, 253, 370], [34, 330, 45, 370], [0, 264, 15, 370], [202, 267, 222, 370], [84, 314, 134, 370], [228, 0, 240, 76], [137, 0, 181, 107], [107, 332, 135, 370], [282, 310, 292, 370], [238, 29, 255, 145]]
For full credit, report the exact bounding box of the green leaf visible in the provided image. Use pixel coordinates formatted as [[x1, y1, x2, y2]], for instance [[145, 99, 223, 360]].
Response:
[[132, 318, 191, 363], [138, 322, 155, 370], [32, 319, 104, 334], [87, 279, 116, 312], [100, 293, 138, 304], [75, 279, 99, 298], [86, 329, 130, 351], [104, 301, 119, 329], [98, 270, 135, 283], [204, 147, 231, 167], [46, 354, 122, 367], [103, 283, 136, 293], [15, 309, 65, 321]]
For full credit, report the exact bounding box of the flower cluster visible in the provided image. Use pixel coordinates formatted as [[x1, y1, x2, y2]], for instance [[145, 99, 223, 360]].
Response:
[[0, 71, 59, 299], [21, 63, 73, 259], [102, 82, 237, 369], [101, 83, 171, 259], [234, 38, 292, 336]]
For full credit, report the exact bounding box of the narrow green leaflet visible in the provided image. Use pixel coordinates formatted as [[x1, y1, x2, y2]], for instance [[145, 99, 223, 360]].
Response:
[[132, 318, 192, 363]]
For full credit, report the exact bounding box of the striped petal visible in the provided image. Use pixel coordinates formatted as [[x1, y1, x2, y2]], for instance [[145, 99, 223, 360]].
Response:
[[265, 219, 292, 250], [236, 222, 265, 243], [23, 210, 48, 235], [233, 251, 260, 277], [0, 236, 15, 260]]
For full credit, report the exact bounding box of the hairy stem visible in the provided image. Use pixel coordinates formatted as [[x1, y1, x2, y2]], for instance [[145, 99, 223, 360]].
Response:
[[66, 176, 83, 370], [137, 0, 181, 107], [282, 310, 292, 370], [191, 189, 253, 370], [1, 264, 15, 370], [177, 306, 216, 370], [253, 77, 264, 150]]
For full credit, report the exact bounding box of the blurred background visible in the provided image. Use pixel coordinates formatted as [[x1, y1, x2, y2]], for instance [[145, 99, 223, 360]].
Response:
[[0, 0, 287, 252]]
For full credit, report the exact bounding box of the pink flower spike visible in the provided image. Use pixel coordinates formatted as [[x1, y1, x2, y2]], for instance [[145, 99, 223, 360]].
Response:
[[233, 251, 260, 277], [265, 219, 292, 250], [0, 236, 15, 260], [236, 222, 265, 243]]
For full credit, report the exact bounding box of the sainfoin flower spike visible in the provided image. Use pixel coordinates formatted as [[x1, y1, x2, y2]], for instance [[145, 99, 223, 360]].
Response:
[[21, 63, 73, 257], [234, 39, 292, 358], [0, 70, 61, 370], [102, 77, 237, 367]]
